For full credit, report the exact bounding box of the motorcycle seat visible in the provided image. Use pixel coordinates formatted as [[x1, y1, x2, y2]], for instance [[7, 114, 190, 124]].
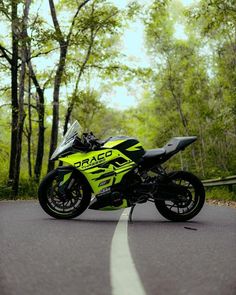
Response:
[[143, 148, 166, 160]]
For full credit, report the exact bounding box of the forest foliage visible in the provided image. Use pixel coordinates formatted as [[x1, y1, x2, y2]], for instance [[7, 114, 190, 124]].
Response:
[[0, 0, 235, 198]]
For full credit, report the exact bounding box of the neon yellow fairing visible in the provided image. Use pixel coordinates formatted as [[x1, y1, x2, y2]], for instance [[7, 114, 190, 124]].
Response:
[[102, 139, 125, 148], [59, 148, 136, 194]]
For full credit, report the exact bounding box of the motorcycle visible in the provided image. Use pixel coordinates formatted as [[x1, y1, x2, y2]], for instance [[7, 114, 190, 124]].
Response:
[[38, 120, 205, 222]]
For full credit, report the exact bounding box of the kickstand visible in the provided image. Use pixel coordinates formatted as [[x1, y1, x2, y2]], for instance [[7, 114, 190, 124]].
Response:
[[129, 204, 136, 223]]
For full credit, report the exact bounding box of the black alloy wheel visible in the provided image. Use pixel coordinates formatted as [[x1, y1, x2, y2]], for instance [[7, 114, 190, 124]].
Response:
[[38, 168, 91, 219], [155, 171, 205, 221]]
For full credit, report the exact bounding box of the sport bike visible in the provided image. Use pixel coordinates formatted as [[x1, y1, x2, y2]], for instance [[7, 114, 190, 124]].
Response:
[[38, 121, 205, 221]]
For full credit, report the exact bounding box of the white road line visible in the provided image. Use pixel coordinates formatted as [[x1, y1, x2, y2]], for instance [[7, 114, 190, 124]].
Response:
[[110, 208, 147, 295]]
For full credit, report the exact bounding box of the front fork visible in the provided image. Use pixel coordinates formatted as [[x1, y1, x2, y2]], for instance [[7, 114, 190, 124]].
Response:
[[56, 167, 77, 199]]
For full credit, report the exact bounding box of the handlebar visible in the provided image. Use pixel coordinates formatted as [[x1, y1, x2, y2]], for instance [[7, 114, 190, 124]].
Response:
[[81, 132, 101, 150]]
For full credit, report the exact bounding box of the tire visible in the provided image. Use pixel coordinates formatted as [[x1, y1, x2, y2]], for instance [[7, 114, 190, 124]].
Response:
[[155, 171, 205, 221], [38, 168, 91, 219]]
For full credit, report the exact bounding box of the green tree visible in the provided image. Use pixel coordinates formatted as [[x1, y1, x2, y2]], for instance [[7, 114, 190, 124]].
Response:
[[62, 0, 123, 136], [186, 0, 236, 175]]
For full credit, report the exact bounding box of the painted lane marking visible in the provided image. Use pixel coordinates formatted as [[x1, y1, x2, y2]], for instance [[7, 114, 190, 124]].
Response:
[[110, 208, 147, 295]]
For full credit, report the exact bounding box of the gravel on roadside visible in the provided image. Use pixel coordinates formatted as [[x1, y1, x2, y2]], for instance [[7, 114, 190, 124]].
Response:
[[206, 199, 236, 208]]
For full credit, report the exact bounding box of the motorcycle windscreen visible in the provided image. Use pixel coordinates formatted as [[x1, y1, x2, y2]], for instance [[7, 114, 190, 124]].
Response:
[[50, 121, 83, 160]]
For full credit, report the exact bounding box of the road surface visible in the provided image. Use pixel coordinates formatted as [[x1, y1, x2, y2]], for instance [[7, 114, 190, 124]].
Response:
[[0, 201, 235, 295]]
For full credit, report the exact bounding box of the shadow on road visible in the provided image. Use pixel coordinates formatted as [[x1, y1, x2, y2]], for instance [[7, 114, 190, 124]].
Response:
[[45, 217, 205, 228]]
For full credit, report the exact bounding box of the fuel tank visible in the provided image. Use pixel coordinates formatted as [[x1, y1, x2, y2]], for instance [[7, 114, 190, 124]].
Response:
[[103, 136, 145, 163]]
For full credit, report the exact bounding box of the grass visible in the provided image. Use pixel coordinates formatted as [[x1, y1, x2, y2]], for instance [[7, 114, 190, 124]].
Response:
[[206, 187, 236, 202]]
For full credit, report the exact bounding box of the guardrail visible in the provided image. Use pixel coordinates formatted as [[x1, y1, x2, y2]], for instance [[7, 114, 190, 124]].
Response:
[[202, 175, 236, 191]]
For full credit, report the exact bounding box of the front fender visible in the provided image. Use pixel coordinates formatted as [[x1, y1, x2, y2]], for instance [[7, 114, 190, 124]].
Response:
[[56, 165, 93, 193]]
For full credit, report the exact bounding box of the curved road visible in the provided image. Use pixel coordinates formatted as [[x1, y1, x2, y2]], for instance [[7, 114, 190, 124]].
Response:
[[0, 201, 236, 295]]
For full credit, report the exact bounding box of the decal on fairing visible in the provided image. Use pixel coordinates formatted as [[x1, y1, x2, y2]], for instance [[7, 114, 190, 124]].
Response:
[[74, 150, 112, 169], [59, 148, 136, 195]]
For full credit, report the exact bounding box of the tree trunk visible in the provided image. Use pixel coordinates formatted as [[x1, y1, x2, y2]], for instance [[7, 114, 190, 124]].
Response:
[[12, 58, 26, 194], [47, 44, 67, 172], [47, 0, 91, 172], [63, 101, 74, 136], [12, 0, 31, 195], [47, 0, 68, 172], [8, 0, 19, 184], [63, 34, 94, 136], [167, 58, 198, 170], [27, 60, 45, 182], [27, 72, 32, 178], [34, 93, 45, 182], [63, 22, 96, 136]]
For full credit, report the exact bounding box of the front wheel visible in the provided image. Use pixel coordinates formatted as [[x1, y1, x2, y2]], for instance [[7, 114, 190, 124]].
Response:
[[38, 168, 91, 219], [155, 171, 205, 221]]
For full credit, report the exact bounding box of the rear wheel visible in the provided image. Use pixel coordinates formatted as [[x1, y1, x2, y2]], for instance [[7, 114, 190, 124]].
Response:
[[38, 168, 91, 219], [155, 171, 205, 221]]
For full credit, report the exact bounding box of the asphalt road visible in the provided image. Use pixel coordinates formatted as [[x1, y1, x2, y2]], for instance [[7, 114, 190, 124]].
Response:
[[0, 200, 235, 295]]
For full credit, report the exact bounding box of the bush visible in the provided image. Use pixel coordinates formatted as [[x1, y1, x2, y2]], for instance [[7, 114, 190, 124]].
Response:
[[0, 178, 38, 200]]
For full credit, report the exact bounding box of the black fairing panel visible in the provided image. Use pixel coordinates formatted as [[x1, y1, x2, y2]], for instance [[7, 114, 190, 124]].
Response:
[[116, 139, 145, 163]]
